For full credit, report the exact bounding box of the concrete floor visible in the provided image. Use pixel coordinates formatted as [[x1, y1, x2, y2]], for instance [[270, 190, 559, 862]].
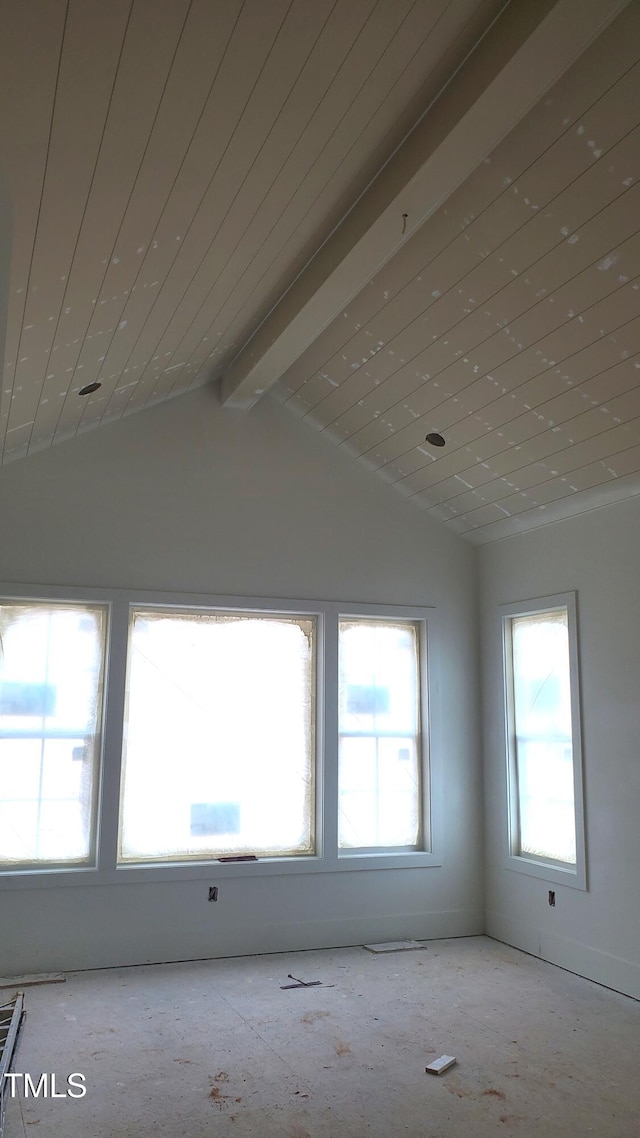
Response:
[[3, 936, 639, 1137]]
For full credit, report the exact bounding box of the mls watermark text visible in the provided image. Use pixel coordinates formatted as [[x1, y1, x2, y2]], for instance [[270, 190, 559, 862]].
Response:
[[3, 1073, 86, 1098]]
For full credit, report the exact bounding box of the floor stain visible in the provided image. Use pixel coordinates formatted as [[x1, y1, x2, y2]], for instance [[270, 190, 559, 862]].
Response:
[[301, 1010, 330, 1024], [483, 1088, 507, 1100], [334, 1041, 351, 1056], [209, 1071, 233, 1106], [446, 1085, 473, 1098]]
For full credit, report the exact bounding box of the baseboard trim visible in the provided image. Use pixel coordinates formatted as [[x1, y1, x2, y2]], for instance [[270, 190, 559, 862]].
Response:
[[486, 910, 640, 1001], [0, 909, 485, 975]]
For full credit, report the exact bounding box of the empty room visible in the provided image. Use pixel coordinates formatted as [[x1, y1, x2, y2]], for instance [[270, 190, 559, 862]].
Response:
[[0, 1, 639, 1135]]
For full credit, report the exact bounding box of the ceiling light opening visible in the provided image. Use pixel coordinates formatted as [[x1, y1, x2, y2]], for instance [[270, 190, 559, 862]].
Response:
[[425, 431, 446, 447]]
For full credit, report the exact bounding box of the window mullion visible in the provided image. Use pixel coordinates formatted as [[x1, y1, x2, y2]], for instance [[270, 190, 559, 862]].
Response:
[[320, 606, 339, 867], [95, 597, 130, 873]]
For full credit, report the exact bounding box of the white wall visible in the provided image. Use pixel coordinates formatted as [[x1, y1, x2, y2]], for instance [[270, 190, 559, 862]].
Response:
[[0, 387, 482, 973], [0, 168, 11, 432], [479, 496, 640, 1000]]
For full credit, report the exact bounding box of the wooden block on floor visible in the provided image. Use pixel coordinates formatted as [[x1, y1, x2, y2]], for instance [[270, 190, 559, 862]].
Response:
[[363, 940, 427, 954], [426, 1055, 457, 1075]]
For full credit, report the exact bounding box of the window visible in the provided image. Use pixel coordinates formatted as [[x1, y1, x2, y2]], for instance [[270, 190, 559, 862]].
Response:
[[118, 608, 316, 863], [0, 590, 436, 881], [501, 593, 586, 888], [0, 600, 107, 868], [338, 618, 425, 851]]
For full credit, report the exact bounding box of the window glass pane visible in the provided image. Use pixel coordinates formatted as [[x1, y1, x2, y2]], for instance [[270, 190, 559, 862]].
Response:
[[338, 619, 422, 849], [510, 609, 576, 864], [119, 610, 315, 863], [0, 602, 106, 867]]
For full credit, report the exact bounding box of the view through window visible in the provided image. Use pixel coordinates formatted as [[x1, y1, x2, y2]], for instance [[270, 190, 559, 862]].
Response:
[[507, 607, 576, 866], [338, 618, 423, 850], [119, 609, 316, 863], [0, 600, 106, 867]]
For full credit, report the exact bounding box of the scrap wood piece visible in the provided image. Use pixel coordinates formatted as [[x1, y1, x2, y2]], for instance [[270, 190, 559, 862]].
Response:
[[426, 1055, 457, 1075], [363, 941, 427, 954], [1, 992, 26, 1137], [0, 972, 65, 989]]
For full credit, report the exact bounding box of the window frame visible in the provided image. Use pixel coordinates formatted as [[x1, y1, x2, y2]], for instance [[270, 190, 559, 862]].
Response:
[[336, 612, 430, 856], [0, 585, 440, 888], [0, 591, 111, 874], [500, 591, 587, 891], [118, 602, 319, 865]]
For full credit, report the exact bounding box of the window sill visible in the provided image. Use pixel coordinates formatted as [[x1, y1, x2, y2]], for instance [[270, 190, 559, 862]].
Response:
[[505, 852, 587, 891], [0, 850, 442, 889]]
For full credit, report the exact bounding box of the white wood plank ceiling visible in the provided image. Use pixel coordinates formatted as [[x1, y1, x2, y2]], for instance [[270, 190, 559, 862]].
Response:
[[1, 0, 639, 544]]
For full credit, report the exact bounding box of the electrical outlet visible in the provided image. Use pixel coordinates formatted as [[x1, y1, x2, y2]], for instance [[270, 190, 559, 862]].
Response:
[[548, 890, 555, 907], [208, 886, 219, 902]]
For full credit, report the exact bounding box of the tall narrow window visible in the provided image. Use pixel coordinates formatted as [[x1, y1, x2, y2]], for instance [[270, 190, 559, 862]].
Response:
[[119, 609, 316, 863], [502, 594, 585, 883], [0, 601, 107, 868], [338, 618, 425, 851]]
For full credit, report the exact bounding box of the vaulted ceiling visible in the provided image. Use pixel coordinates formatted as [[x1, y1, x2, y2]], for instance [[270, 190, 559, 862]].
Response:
[[1, 0, 638, 543]]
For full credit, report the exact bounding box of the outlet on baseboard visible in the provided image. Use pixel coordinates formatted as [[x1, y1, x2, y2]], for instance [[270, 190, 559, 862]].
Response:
[[208, 886, 219, 902], [548, 890, 556, 907]]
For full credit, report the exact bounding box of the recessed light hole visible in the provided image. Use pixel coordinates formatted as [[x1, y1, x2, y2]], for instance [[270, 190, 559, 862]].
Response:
[[425, 431, 446, 447]]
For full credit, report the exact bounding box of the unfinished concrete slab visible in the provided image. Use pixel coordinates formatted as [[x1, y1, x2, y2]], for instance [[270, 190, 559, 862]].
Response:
[[3, 936, 639, 1137]]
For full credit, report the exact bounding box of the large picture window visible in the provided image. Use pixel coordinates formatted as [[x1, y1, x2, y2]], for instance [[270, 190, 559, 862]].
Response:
[[118, 608, 316, 863], [338, 618, 425, 852], [0, 600, 107, 868], [501, 593, 586, 888]]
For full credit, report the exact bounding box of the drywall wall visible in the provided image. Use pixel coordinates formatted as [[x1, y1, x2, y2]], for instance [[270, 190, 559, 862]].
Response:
[[0, 387, 482, 973], [0, 169, 10, 430], [479, 495, 640, 1000]]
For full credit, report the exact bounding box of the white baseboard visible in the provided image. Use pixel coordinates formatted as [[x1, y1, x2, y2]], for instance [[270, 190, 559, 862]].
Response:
[[0, 909, 485, 975], [486, 909, 640, 1001]]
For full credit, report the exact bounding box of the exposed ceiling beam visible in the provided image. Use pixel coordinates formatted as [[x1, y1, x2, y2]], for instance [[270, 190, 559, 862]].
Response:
[[219, 0, 631, 410]]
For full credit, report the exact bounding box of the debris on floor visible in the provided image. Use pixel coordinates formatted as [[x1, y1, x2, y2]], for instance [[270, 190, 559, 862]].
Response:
[[0, 972, 64, 989], [425, 1055, 457, 1075], [363, 941, 427, 954], [0, 992, 26, 1137], [280, 974, 324, 990]]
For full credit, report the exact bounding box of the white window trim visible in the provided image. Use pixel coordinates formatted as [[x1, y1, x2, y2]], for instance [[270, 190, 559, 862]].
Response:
[[336, 610, 430, 857], [0, 590, 112, 874], [0, 584, 441, 889], [499, 591, 587, 891]]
